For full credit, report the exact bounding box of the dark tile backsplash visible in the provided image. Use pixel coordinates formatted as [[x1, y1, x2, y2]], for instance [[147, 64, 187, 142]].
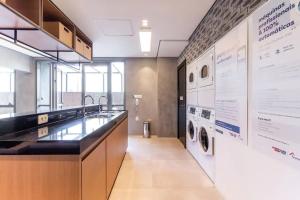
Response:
[[178, 0, 267, 64]]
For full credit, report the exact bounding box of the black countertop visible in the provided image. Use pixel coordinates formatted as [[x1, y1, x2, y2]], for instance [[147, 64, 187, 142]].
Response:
[[0, 111, 128, 155]]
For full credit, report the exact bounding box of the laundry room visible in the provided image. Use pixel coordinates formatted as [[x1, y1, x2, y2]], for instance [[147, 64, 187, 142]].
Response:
[[0, 0, 300, 200]]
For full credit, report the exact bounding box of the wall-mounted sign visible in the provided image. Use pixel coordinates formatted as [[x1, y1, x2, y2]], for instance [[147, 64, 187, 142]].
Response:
[[250, 0, 300, 167], [215, 21, 248, 144]]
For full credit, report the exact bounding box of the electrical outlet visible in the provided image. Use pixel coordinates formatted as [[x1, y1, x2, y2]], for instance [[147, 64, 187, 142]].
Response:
[[38, 114, 48, 125], [38, 127, 49, 138]]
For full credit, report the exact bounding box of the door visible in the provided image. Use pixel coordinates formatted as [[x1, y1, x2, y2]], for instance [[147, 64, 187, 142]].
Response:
[[177, 60, 186, 147]]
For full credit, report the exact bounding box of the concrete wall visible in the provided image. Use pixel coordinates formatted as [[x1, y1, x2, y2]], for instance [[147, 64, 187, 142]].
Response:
[[125, 58, 158, 135], [157, 58, 178, 137], [125, 58, 177, 137]]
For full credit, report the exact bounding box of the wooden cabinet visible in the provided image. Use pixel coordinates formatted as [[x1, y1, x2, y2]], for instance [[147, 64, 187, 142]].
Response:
[[44, 21, 73, 48], [82, 141, 107, 200], [0, 156, 80, 200], [106, 118, 128, 197], [0, 116, 128, 200], [83, 43, 92, 60], [75, 36, 84, 55]]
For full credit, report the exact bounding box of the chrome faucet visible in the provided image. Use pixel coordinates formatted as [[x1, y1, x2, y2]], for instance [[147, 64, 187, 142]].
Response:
[[84, 95, 95, 105], [83, 95, 95, 115], [98, 96, 107, 112]]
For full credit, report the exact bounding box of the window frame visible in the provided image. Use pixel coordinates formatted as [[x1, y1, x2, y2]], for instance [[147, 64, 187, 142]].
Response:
[[0, 69, 16, 113]]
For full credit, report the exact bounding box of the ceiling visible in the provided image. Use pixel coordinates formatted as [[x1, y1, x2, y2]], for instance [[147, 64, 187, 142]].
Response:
[[52, 0, 215, 58]]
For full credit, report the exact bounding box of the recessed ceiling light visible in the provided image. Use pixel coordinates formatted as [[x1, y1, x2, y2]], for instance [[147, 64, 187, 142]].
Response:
[[139, 27, 152, 52], [142, 20, 149, 27]]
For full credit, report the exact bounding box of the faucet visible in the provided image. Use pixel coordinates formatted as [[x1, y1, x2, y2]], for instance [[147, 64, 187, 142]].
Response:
[[98, 96, 107, 112], [83, 95, 95, 115], [84, 95, 95, 105]]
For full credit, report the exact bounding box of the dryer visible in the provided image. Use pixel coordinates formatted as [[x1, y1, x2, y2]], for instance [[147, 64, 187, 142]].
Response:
[[196, 47, 214, 88], [196, 47, 215, 109], [186, 106, 198, 156], [187, 62, 197, 90]]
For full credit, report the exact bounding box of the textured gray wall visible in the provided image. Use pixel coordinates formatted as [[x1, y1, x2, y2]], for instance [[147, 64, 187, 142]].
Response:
[[157, 58, 178, 137], [178, 0, 267, 64], [125, 58, 158, 135], [125, 58, 177, 137]]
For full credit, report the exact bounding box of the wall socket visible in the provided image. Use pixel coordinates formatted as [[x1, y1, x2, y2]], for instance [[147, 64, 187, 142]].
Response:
[[38, 127, 49, 138], [38, 114, 49, 125]]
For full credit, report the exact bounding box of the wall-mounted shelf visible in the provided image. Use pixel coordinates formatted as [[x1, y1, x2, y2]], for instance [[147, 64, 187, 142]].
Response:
[[0, 0, 93, 63]]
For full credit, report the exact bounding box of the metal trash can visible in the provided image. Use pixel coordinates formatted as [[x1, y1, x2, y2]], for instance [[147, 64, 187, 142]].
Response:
[[143, 121, 151, 138]]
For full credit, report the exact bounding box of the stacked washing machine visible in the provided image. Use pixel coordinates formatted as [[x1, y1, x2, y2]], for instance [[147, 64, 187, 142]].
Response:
[[186, 47, 216, 182]]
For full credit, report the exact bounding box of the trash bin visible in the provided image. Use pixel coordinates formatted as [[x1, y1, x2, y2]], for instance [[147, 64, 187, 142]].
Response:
[[143, 121, 150, 138]]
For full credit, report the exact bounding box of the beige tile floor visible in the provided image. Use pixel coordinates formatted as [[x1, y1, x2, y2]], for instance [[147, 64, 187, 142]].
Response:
[[109, 136, 223, 200]]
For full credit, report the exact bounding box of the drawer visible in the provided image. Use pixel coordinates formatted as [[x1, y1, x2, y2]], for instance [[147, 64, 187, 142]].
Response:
[[44, 21, 73, 48], [83, 43, 92, 60], [75, 36, 84, 55]]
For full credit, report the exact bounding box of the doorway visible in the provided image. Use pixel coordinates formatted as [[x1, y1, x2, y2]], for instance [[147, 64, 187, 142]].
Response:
[[177, 60, 186, 147]]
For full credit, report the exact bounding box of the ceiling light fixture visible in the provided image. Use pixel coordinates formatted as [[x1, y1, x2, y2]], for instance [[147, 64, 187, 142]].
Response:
[[139, 20, 151, 53]]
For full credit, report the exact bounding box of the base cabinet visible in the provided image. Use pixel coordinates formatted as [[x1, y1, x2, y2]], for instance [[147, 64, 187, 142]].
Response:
[[82, 141, 106, 200], [0, 117, 128, 200], [106, 118, 128, 197]]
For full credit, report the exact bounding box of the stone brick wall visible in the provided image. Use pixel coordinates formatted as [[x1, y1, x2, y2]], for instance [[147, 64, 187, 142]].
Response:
[[178, 0, 268, 64]]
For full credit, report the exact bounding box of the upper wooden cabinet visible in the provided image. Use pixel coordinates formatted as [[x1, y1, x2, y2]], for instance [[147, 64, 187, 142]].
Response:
[[0, 0, 93, 62]]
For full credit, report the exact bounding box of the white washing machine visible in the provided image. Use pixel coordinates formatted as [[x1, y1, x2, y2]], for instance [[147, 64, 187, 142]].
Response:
[[186, 106, 198, 156], [197, 108, 215, 156], [187, 106, 216, 182]]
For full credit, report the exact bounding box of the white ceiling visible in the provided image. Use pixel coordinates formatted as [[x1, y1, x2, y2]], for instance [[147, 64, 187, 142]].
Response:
[[52, 0, 215, 58]]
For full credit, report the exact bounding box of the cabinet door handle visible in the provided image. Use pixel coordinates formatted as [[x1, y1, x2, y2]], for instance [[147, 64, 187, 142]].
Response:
[[64, 27, 70, 33]]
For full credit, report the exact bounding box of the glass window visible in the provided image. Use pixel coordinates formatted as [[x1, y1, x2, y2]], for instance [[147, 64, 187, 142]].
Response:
[[84, 65, 108, 106], [111, 62, 124, 107], [0, 67, 15, 114], [57, 64, 82, 108]]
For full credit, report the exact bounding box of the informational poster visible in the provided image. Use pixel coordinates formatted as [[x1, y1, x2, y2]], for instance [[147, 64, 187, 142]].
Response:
[[250, 0, 300, 166], [215, 21, 248, 144]]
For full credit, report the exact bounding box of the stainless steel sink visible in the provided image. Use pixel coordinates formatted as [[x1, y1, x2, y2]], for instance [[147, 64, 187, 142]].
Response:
[[85, 112, 116, 119]]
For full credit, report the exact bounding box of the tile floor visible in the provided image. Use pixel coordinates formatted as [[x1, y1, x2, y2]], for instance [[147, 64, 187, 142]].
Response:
[[109, 136, 223, 200]]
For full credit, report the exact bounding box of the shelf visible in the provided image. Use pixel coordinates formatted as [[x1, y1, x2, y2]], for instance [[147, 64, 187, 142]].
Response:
[[0, 1, 93, 63], [0, 2, 37, 28]]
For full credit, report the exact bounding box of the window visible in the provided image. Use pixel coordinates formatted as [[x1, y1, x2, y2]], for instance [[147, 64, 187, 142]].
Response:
[[84, 62, 125, 110], [0, 67, 15, 114], [57, 64, 82, 108], [111, 62, 124, 110], [84, 64, 108, 107]]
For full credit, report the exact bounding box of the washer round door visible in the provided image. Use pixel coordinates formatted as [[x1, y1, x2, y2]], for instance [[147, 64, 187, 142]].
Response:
[[199, 127, 209, 152], [188, 120, 196, 142]]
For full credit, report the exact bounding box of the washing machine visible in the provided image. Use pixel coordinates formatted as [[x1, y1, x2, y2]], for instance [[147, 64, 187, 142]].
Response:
[[187, 107, 216, 182], [197, 108, 215, 156], [186, 106, 198, 156]]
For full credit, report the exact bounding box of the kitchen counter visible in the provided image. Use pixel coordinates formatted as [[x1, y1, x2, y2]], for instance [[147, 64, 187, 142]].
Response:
[[0, 111, 128, 155]]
